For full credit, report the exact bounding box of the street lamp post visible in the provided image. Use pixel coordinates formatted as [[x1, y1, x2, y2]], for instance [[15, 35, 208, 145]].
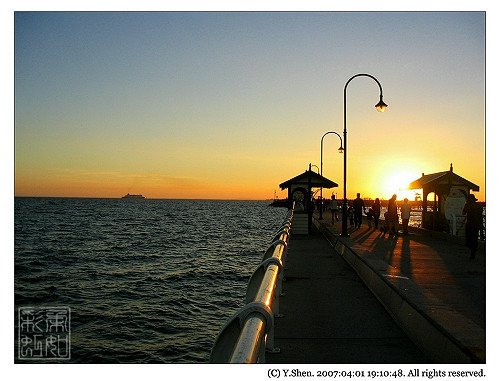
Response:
[[319, 131, 343, 220], [341, 74, 387, 237]]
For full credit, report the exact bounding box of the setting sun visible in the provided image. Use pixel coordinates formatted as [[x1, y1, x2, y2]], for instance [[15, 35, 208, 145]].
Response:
[[380, 170, 420, 201]]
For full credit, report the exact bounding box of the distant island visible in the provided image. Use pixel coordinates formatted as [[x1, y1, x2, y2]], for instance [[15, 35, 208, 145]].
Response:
[[122, 193, 145, 199]]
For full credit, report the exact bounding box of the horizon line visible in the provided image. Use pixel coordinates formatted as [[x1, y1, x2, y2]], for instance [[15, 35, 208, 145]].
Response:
[[13, 195, 274, 201], [13, 195, 486, 203]]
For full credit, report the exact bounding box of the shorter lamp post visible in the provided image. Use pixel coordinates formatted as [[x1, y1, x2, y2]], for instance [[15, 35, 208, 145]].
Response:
[[319, 132, 343, 220]]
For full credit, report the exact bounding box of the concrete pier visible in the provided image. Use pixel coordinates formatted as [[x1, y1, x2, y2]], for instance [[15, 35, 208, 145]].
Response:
[[267, 212, 485, 364]]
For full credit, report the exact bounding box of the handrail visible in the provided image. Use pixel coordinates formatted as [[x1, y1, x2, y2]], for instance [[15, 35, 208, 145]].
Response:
[[210, 203, 295, 363]]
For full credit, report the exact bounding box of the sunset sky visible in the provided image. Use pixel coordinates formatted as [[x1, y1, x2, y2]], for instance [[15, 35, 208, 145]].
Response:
[[13, 10, 486, 201]]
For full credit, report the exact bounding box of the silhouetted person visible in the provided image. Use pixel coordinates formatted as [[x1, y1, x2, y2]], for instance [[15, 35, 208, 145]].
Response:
[[462, 193, 483, 259], [372, 198, 381, 229], [401, 198, 411, 235], [330, 195, 339, 223], [352, 193, 366, 229], [387, 194, 399, 234]]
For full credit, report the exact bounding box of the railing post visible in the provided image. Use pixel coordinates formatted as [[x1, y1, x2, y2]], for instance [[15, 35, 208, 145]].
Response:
[[265, 324, 280, 354]]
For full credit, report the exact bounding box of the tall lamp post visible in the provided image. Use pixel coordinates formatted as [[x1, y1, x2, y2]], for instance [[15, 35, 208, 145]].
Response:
[[319, 131, 343, 220], [341, 74, 387, 237]]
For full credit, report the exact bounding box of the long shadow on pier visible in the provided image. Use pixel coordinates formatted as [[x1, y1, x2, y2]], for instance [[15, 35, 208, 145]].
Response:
[[268, 213, 486, 363], [347, 222, 485, 330], [267, 226, 430, 364]]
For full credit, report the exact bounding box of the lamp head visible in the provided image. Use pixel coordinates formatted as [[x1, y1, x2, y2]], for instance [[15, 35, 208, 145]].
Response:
[[338, 146, 344, 154], [375, 95, 388, 112]]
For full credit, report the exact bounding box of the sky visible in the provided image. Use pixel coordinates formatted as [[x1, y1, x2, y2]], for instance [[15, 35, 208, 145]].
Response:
[[13, 10, 486, 201]]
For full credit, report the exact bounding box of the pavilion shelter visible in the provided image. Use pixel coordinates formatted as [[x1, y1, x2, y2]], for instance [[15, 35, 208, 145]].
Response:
[[279, 165, 338, 234], [407, 164, 479, 233]]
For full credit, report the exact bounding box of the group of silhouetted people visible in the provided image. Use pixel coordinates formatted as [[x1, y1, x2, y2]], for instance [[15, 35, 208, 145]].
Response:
[[327, 193, 412, 236], [384, 194, 410, 235], [325, 191, 483, 260]]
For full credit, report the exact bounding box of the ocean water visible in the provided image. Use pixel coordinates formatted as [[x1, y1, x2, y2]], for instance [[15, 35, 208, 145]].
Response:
[[14, 198, 287, 363]]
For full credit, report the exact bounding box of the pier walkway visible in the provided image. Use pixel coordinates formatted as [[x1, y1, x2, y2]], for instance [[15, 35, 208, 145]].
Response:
[[267, 213, 485, 364]]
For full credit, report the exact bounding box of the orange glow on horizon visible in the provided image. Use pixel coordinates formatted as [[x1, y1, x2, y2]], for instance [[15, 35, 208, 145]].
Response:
[[14, 163, 485, 202], [379, 169, 421, 201], [14, 168, 281, 200]]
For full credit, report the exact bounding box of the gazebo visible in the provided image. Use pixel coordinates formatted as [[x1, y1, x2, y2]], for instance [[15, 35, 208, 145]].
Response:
[[407, 163, 479, 232], [279, 165, 338, 234]]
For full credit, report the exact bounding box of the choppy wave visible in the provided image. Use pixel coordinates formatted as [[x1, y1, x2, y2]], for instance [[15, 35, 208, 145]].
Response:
[[14, 198, 286, 363]]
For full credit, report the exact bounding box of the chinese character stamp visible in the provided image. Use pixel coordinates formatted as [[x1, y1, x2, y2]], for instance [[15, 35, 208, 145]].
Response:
[[18, 307, 71, 360]]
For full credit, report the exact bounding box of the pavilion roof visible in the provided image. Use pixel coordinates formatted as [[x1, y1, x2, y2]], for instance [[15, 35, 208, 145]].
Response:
[[408, 167, 479, 191], [279, 170, 338, 190]]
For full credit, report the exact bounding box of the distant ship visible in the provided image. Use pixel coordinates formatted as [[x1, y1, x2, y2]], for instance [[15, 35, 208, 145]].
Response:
[[121, 193, 146, 199]]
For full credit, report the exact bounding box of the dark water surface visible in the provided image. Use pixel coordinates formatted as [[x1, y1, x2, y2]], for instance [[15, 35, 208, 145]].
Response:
[[14, 198, 286, 363]]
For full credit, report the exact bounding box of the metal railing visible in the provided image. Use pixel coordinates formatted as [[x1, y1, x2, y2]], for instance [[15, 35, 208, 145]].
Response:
[[210, 205, 294, 363]]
